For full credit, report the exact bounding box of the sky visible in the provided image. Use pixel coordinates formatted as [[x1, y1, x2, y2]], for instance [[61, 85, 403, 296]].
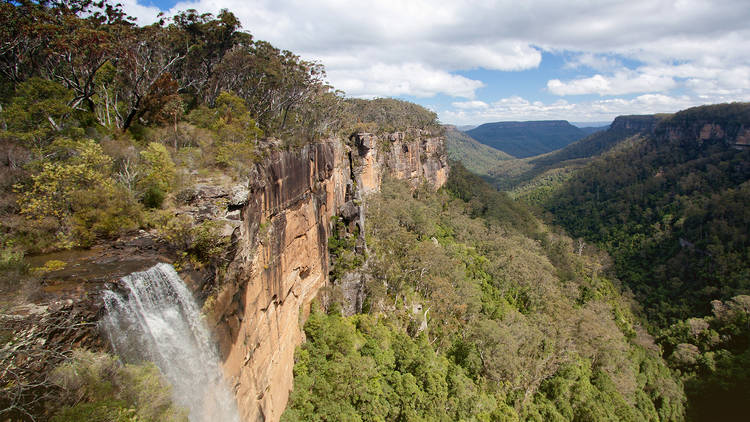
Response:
[[121, 0, 750, 125]]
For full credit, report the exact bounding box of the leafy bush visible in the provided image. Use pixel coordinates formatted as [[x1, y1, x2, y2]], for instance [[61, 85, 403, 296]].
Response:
[[13, 138, 144, 248], [283, 306, 502, 422], [50, 350, 188, 422], [344, 98, 441, 134], [328, 216, 364, 281], [138, 142, 175, 205], [188, 91, 263, 176], [30, 259, 66, 275], [0, 237, 24, 272], [151, 212, 229, 267], [0, 78, 80, 148]]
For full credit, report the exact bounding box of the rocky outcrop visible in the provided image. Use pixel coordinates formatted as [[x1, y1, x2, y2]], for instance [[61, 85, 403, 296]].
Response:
[[609, 115, 661, 133], [654, 103, 750, 146], [351, 129, 449, 193], [0, 298, 105, 419], [205, 132, 448, 422]]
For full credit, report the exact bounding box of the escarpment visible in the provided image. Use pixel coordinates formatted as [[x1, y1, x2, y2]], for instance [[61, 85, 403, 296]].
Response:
[[204, 131, 448, 422]]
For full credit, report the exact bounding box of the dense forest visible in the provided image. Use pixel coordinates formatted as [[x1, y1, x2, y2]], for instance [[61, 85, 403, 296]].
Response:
[[283, 167, 685, 421], [542, 104, 750, 420], [0, 0, 439, 263], [466, 121, 588, 158], [2, 1, 748, 422], [0, 1, 439, 420]]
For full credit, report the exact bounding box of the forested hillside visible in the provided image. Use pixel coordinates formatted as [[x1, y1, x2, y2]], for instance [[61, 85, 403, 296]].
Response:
[[484, 115, 661, 197], [283, 166, 685, 421], [543, 103, 750, 420], [466, 120, 588, 158], [443, 125, 512, 177], [0, 1, 442, 419], [3, 2, 747, 422], [0, 0, 439, 263]]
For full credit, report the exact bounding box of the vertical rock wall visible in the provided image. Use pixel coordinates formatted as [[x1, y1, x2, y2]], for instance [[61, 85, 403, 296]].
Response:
[[352, 129, 449, 193], [206, 132, 448, 422]]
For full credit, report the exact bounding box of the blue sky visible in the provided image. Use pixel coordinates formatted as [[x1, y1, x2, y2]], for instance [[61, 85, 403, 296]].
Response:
[[121, 0, 750, 125]]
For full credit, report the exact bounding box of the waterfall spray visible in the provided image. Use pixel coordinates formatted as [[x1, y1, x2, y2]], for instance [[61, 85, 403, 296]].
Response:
[[101, 263, 240, 422]]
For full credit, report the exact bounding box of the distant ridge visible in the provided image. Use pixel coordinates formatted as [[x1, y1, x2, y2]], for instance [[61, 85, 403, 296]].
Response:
[[466, 120, 588, 158], [443, 125, 512, 176], [481, 114, 663, 194], [570, 121, 612, 128]]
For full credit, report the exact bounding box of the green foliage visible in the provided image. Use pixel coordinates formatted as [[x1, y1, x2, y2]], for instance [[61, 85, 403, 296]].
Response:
[[30, 259, 66, 275], [0, 78, 80, 147], [13, 137, 142, 249], [0, 237, 24, 272], [141, 185, 166, 209], [344, 98, 441, 134], [189, 220, 231, 266], [283, 306, 505, 422], [150, 211, 229, 267], [286, 173, 686, 420], [546, 104, 750, 325], [658, 296, 750, 421], [51, 350, 188, 422], [138, 142, 175, 201], [328, 216, 364, 281], [188, 91, 263, 174], [443, 125, 512, 178], [70, 184, 143, 246], [540, 103, 750, 419], [18, 138, 111, 222], [446, 162, 536, 234]]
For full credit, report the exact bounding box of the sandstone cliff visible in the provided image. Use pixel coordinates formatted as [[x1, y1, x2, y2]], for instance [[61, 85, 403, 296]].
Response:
[[653, 103, 750, 147], [608, 114, 660, 133], [204, 131, 448, 422]]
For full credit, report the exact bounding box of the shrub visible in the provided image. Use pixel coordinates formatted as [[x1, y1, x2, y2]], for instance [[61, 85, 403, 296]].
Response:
[[0, 238, 24, 272], [142, 185, 166, 209], [150, 212, 229, 266], [189, 220, 230, 266], [30, 259, 66, 275], [69, 183, 144, 246], [14, 138, 134, 248], [138, 142, 176, 204], [50, 350, 188, 422], [151, 211, 193, 251]]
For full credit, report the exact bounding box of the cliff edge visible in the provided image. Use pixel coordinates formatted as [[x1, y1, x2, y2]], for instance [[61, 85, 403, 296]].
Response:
[[204, 131, 448, 421]]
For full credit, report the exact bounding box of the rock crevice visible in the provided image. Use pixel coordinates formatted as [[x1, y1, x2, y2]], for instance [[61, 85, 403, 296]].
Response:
[[207, 132, 448, 422]]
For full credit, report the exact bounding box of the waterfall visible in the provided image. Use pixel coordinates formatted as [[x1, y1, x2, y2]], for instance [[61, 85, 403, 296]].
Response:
[[101, 263, 240, 422]]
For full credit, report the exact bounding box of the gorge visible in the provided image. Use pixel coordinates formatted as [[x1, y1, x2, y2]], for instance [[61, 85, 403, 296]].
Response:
[[1, 2, 749, 421], [203, 130, 448, 421], [83, 129, 450, 422]]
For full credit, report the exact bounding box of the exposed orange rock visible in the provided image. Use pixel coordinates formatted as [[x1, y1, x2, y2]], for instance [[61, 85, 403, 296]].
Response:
[[735, 128, 750, 146], [206, 133, 448, 421]]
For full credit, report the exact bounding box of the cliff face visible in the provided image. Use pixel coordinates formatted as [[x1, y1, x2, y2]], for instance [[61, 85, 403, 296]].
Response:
[[205, 132, 448, 422], [353, 129, 449, 193], [609, 115, 660, 133], [653, 103, 750, 147]]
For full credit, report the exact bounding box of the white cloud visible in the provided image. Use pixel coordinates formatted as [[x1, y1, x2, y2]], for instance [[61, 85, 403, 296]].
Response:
[[548, 71, 676, 96], [452, 101, 490, 109], [121, 0, 750, 115], [327, 62, 484, 99], [563, 53, 622, 72], [441, 94, 700, 125], [120, 0, 162, 24]]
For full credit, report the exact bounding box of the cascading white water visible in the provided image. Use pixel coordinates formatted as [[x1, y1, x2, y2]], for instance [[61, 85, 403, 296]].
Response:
[[101, 263, 240, 422]]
